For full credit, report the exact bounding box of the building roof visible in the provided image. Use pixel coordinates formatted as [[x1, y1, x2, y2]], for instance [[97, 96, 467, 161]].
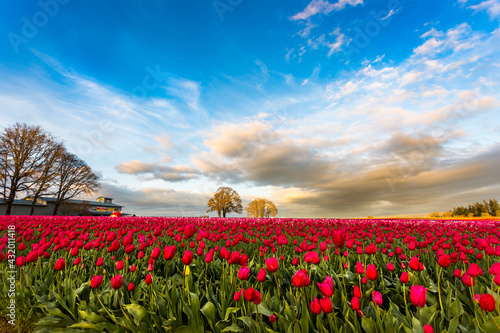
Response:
[[0, 199, 46, 207], [38, 197, 123, 208]]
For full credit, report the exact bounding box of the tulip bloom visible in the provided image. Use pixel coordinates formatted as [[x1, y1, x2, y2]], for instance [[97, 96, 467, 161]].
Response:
[[304, 251, 320, 264], [462, 273, 475, 287], [353, 286, 361, 298], [355, 262, 364, 274], [437, 254, 452, 268], [269, 314, 276, 323], [116, 260, 124, 271], [96, 257, 104, 267], [128, 283, 135, 291], [182, 250, 193, 265], [423, 325, 434, 333], [310, 298, 321, 315], [291, 269, 310, 287], [257, 268, 266, 282], [489, 262, 500, 276], [15, 256, 26, 267], [320, 297, 333, 313], [244, 287, 262, 305], [317, 276, 334, 297], [238, 266, 250, 280], [372, 291, 383, 306], [351, 297, 360, 311], [265, 257, 279, 273], [332, 230, 346, 248], [387, 262, 395, 271], [400, 272, 409, 284], [145, 273, 153, 285], [479, 294, 495, 312], [164, 245, 176, 260], [366, 264, 378, 281], [90, 275, 103, 289], [410, 285, 427, 307], [111, 275, 124, 289], [54, 258, 65, 271], [234, 292, 241, 301], [466, 263, 483, 278]]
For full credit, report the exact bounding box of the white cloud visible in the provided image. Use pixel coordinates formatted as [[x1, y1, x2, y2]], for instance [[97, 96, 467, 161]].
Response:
[[290, 0, 363, 21], [469, 0, 500, 19]]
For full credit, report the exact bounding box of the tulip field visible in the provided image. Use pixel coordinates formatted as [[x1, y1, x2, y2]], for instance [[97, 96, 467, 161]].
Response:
[[2, 217, 500, 333]]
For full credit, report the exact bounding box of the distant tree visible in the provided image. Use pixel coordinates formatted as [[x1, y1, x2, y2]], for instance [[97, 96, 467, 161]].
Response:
[[429, 212, 442, 218], [488, 199, 499, 216], [206, 186, 242, 217], [246, 198, 278, 218], [0, 123, 60, 215], [52, 152, 100, 215], [442, 211, 452, 218]]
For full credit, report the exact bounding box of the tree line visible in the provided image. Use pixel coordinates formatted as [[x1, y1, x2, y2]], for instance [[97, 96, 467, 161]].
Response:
[[0, 123, 100, 215], [206, 186, 278, 218], [430, 198, 500, 218]]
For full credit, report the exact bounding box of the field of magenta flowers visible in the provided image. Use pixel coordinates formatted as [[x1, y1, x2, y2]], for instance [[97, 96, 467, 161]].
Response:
[[1, 216, 500, 333]]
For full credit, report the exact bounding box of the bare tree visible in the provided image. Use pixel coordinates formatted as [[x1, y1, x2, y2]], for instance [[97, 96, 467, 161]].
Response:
[[206, 186, 242, 217], [0, 123, 58, 215], [246, 198, 278, 218], [52, 152, 100, 215], [28, 142, 65, 215]]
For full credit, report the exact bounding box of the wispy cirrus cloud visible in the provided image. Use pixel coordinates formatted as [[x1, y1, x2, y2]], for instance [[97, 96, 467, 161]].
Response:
[[290, 0, 363, 21]]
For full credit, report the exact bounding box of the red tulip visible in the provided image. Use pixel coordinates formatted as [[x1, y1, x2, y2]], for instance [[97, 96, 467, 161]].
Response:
[[353, 285, 361, 298], [490, 263, 500, 276], [310, 298, 321, 315], [244, 287, 262, 304], [372, 291, 383, 306], [453, 269, 462, 278], [257, 268, 266, 282], [423, 325, 434, 333], [332, 229, 346, 248], [291, 269, 310, 287], [355, 262, 364, 274], [54, 258, 65, 271], [111, 275, 123, 289], [466, 263, 483, 278], [238, 266, 250, 280], [437, 255, 452, 268], [184, 224, 197, 239], [317, 276, 334, 297], [265, 257, 279, 273], [304, 251, 320, 264], [366, 264, 378, 281], [292, 257, 299, 266], [145, 273, 153, 285], [387, 262, 395, 271], [182, 250, 193, 265], [410, 285, 427, 307], [320, 297, 332, 313], [409, 256, 424, 271], [96, 257, 104, 267], [400, 272, 409, 284], [90, 275, 103, 289], [116, 260, 124, 271], [151, 247, 161, 260], [15, 256, 26, 267], [351, 297, 360, 311], [269, 314, 276, 323], [461, 272, 475, 287], [479, 294, 495, 312], [234, 292, 241, 301], [164, 245, 176, 260], [128, 282, 135, 291]]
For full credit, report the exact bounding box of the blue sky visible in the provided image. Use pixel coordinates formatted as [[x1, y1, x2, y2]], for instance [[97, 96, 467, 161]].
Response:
[[1, 0, 499, 217]]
